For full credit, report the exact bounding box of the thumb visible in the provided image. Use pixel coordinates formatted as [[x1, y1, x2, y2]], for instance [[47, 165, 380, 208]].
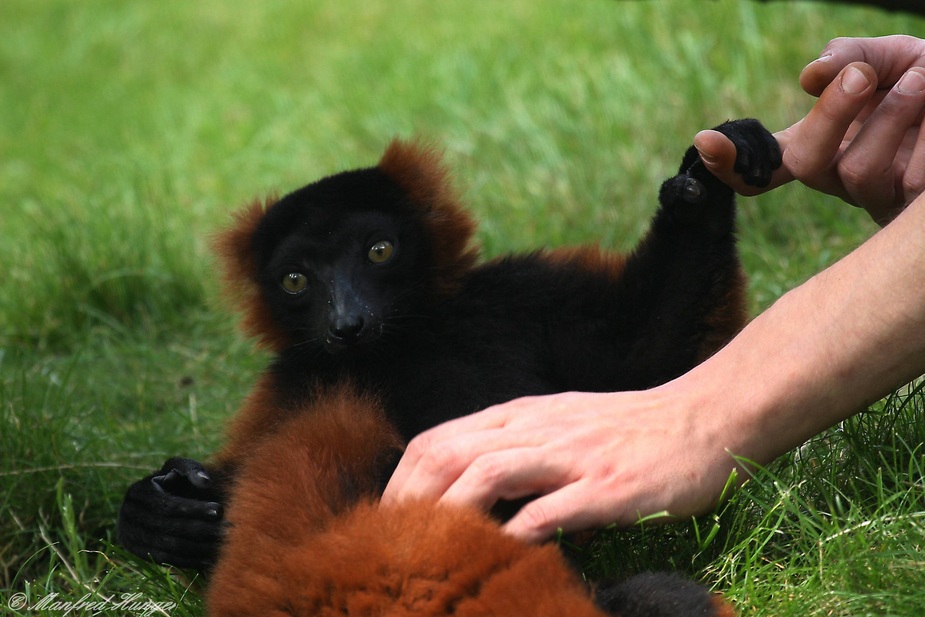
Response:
[[693, 130, 793, 196]]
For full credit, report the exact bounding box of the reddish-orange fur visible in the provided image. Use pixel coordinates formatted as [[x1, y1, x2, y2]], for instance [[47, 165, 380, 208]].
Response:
[[212, 195, 290, 352], [379, 139, 481, 295], [710, 596, 738, 617], [210, 371, 284, 470], [206, 386, 611, 617], [542, 245, 629, 281]]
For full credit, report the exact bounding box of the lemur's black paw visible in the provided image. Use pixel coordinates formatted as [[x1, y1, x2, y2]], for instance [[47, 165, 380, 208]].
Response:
[[595, 571, 734, 617], [681, 177, 707, 204], [711, 118, 782, 188], [658, 118, 779, 232]]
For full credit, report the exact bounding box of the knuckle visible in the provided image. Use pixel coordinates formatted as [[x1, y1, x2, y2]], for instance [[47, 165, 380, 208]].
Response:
[[411, 437, 462, 477], [467, 455, 507, 486], [824, 36, 849, 51], [403, 432, 436, 461], [516, 501, 556, 536], [836, 155, 882, 191], [587, 461, 618, 484], [902, 170, 925, 203], [405, 432, 441, 461], [878, 87, 924, 118]]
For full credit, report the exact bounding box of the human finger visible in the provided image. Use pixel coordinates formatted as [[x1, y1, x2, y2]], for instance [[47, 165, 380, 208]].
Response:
[[800, 35, 925, 96], [438, 447, 573, 511], [381, 431, 487, 505], [383, 394, 563, 505], [381, 407, 515, 505], [902, 122, 925, 206], [382, 421, 540, 506], [693, 129, 793, 195], [502, 482, 613, 543], [784, 62, 879, 200], [837, 67, 925, 220]]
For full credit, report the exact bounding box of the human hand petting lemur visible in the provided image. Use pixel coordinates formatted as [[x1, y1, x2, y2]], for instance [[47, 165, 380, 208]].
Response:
[[382, 388, 741, 543], [696, 35, 925, 224]]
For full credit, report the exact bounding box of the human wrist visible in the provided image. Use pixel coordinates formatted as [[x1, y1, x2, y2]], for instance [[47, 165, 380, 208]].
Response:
[[661, 293, 836, 470]]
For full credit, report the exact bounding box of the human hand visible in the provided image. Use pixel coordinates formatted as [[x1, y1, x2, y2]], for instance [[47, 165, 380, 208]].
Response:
[[695, 36, 925, 224], [381, 388, 740, 543], [799, 35, 925, 97]]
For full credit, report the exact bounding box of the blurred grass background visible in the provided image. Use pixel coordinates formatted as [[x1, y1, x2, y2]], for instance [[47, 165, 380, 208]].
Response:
[[1, 1, 924, 615]]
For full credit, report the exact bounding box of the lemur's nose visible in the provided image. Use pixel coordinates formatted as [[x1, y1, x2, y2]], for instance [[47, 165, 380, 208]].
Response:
[[329, 315, 365, 342]]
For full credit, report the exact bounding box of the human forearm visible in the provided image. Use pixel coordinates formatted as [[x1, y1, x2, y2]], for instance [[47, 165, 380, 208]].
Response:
[[676, 194, 925, 466]]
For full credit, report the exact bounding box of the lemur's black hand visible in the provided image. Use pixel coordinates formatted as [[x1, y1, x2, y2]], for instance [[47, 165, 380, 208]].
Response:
[[596, 571, 734, 617], [117, 457, 226, 571], [657, 118, 781, 233], [709, 118, 782, 188]]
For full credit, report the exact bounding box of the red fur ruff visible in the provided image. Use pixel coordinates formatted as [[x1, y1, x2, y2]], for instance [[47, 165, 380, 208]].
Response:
[[378, 139, 480, 295], [206, 386, 610, 617], [211, 194, 291, 352]]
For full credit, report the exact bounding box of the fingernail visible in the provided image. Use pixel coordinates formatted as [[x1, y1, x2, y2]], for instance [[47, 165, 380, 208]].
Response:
[[897, 69, 925, 95], [841, 66, 871, 95], [697, 149, 718, 167]]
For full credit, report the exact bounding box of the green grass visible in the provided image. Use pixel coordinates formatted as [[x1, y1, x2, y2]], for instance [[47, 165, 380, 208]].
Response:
[[2, 0, 924, 615]]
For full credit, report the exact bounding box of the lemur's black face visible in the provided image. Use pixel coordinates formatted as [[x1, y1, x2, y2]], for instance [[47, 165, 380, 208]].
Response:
[[252, 168, 433, 354]]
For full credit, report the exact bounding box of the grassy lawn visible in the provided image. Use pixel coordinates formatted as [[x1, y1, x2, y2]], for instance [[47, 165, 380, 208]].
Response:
[[2, 0, 924, 615]]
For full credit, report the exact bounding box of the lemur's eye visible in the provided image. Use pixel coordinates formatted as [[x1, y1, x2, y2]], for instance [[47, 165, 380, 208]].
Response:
[[281, 272, 308, 294], [367, 240, 394, 264]]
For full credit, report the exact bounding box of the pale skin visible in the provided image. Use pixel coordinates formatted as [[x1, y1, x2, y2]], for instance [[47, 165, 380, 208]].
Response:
[[381, 36, 925, 544]]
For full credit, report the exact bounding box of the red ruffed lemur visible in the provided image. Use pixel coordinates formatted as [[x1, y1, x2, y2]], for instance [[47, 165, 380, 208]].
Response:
[[118, 119, 780, 616]]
